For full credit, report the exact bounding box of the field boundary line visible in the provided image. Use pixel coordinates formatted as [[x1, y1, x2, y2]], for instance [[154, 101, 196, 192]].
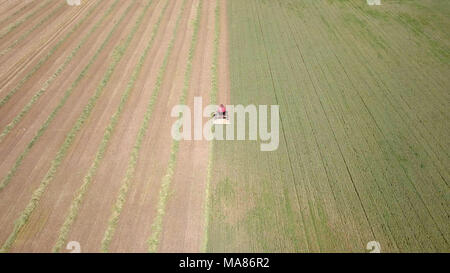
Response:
[[0, 0, 119, 143], [0, 0, 130, 192], [100, 0, 189, 253], [147, 0, 203, 253], [202, 0, 219, 253], [52, 0, 170, 253], [0, 0, 102, 109], [0, 0, 148, 252]]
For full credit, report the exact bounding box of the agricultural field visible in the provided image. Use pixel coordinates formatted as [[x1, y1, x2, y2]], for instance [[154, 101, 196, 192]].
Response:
[[0, 0, 448, 253]]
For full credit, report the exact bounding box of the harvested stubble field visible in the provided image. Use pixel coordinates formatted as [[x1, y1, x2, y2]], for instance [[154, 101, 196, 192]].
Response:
[[0, 0, 448, 253]]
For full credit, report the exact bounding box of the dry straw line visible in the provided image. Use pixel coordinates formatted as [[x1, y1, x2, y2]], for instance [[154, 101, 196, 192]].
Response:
[[0, 0, 128, 192], [146, 0, 203, 253], [0, 0, 148, 252], [52, 0, 169, 253], [202, 0, 220, 253], [100, 0, 188, 253], [0, 0, 103, 108], [0, 0, 120, 143]]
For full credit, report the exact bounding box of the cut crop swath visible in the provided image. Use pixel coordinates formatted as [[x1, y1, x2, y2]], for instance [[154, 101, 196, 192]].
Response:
[[100, 0, 189, 253], [0, 0, 119, 143], [52, 0, 170, 253], [0, 1, 35, 27], [0, 0, 131, 192], [0, 0, 52, 40], [147, 0, 204, 253], [0, 0, 152, 252], [0, 1, 66, 57], [202, 0, 220, 253], [0, 0, 103, 108]]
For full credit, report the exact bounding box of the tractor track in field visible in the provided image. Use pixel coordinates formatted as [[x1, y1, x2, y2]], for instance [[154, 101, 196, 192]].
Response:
[[312, 0, 449, 247]]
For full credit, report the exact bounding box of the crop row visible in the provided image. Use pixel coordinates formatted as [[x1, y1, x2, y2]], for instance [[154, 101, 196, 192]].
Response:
[[0, 0, 34, 27], [52, 0, 170, 253], [0, 1, 66, 57], [338, 1, 449, 175], [0, 0, 120, 143], [147, 0, 204, 253], [0, 0, 129, 192], [100, 0, 188, 253], [0, 0, 145, 252], [311, 0, 449, 248], [0, 0, 52, 40], [0, 0, 103, 108]]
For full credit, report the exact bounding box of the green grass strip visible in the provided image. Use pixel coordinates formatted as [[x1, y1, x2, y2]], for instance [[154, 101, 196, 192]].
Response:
[[0, 0, 119, 143], [52, 0, 169, 253], [202, 0, 220, 253], [0, 0, 102, 109], [0, 0, 128, 193], [100, 0, 188, 253], [0, 0, 149, 253], [0, 0, 52, 40], [147, 0, 203, 253], [0, 1, 66, 57]]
